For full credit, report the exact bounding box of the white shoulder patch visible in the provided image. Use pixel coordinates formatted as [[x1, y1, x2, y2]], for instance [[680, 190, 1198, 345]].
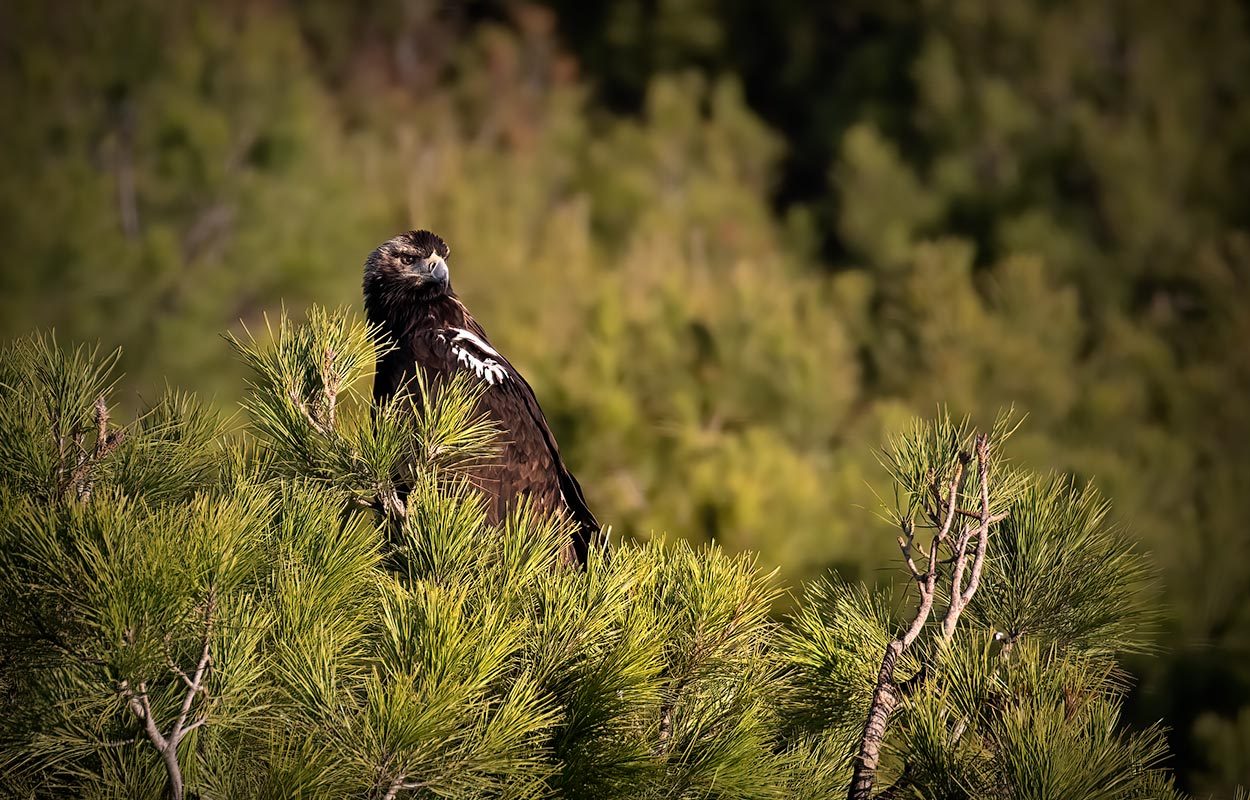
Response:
[[439, 328, 509, 386]]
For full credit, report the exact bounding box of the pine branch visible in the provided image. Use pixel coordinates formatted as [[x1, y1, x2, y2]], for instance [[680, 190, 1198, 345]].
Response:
[[116, 591, 216, 800], [164, 636, 196, 692], [120, 679, 185, 800], [382, 776, 430, 800], [849, 430, 1006, 800], [172, 592, 215, 745], [69, 394, 125, 501], [656, 598, 751, 755], [941, 435, 990, 639]]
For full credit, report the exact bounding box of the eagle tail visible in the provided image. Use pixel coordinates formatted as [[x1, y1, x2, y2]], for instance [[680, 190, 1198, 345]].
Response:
[[558, 466, 604, 565]]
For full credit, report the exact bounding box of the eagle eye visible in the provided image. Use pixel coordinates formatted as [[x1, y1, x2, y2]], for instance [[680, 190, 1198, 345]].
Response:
[[399, 253, 417, 266]]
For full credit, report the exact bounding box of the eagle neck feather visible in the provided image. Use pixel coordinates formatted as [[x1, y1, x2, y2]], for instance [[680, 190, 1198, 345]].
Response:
[[367, 286, 476, 341]]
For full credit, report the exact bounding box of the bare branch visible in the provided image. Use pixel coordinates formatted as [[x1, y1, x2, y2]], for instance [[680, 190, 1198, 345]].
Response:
[[852, 477, 955, 798], [899, 573, 937, 650], [120, 680, 169, 753], [179, 715, 209, 737], [117, 593, 214, 800], [959, 435, 995, 607], [940, 434, 997, 638], [380, 486, 407, 521], [908, 460, 964, 647], [383, 776, 429, 800], [953, 507, 1008, 525], [932, 459, 966, 550], [322, 345, 339, 430], [850, 641, 905, 799], [172, 592, 215, 745], [94, 395, 108, 453], [163, 635, 196, 692], [897, 519, 925, 583], [851, 435, 1006, 799]]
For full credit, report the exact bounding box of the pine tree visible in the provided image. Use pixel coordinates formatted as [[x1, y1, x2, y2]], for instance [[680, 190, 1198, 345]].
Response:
[[0, 310, 1202, 798]]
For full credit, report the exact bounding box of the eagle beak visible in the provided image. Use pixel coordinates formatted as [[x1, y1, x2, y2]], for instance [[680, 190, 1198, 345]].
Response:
[[423, 256, 449, 284], [431, 256, 449, 284]]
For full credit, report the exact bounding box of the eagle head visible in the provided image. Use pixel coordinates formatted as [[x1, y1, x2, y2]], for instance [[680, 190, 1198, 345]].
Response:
[[363, 230, 452, 320]]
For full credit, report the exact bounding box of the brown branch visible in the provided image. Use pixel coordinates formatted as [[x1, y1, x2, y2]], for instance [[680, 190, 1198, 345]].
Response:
[[120, 681, 169, 753], [940, 434, 995, 639], [322, 345, 339, 430], [172, 593, 215, 746], [94, 395, 108, 454], [907, 459, 965, 646], [71, 395, 125, 502], [850, 465, 963, 799], [852, 438, 1011, 800], [163, 635, 196, 692], [119, 678, 186, 799], [897, 520, 925, 582], [289, 389, 330, 437], [959, 436, 994, 607], [116, 592, 215, 800], [850, 640, 905, 799], [933, 461, 966, 549], [378, 484, 407, 522], [383, 776, 429, 800], [179, 715, 209, 737]]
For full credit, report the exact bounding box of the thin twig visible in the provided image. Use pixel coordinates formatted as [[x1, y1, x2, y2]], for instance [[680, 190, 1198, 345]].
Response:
[[116, 590, 215, 800], [897, 520, 925, 582], [172, 593, 215, 744], [289, 389, 329, 436], [941, 435, 996, 639], [163, 634, 196, 691], [72, 395, 125, 501], [180, 716, 209, 737], [960, 435, 995, 607]]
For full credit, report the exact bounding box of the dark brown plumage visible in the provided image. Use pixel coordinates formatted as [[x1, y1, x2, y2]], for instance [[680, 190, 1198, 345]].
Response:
[[363, 229, 601, 564]]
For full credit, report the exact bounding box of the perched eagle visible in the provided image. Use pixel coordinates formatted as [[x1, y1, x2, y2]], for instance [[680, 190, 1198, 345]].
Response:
[[363, 229, 602, 564]]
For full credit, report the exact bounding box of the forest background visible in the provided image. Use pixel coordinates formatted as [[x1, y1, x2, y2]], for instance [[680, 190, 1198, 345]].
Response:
[[2, 0, 1249, 793]]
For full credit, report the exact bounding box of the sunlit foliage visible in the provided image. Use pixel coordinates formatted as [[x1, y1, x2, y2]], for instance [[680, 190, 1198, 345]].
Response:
[[0, 313, 1184, 798], [2, 0, 1249, 790]]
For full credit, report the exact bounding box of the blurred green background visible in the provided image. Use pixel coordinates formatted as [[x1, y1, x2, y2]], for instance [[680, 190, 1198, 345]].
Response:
[[2, 0, 1249, 793]]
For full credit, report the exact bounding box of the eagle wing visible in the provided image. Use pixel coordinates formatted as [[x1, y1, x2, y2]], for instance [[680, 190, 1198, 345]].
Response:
[[396, 322, 601, 562]]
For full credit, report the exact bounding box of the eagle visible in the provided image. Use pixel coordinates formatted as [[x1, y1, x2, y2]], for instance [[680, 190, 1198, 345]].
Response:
[[363, 229, 602, 565]]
